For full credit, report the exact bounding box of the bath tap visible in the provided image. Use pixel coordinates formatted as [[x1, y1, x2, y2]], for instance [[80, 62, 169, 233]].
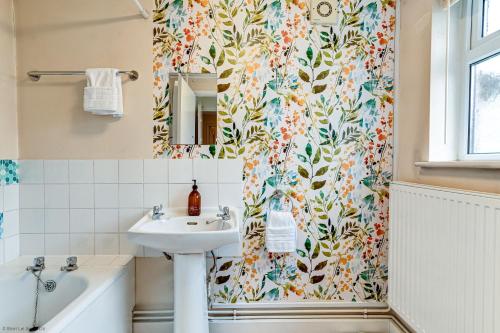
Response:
[[152, 204, 165, 220], [26, 257, 45, 272], [206, 206, 230, 224], [60, 256, 78, 272]]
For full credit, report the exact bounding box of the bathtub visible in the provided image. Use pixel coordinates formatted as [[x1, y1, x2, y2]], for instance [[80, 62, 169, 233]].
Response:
[[0, 255, 134, 333]]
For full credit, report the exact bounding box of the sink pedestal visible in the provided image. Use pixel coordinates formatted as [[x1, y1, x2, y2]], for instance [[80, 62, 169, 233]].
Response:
[[128, 207, 241, 332], [174, 253, 209, 333]]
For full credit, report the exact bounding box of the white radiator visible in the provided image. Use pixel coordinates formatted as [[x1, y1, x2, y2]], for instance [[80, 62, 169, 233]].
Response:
[[389, 182, 500, 333]]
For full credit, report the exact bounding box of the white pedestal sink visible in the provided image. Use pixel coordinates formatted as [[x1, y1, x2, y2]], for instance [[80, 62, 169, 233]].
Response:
[[128, 207, 240, 333]]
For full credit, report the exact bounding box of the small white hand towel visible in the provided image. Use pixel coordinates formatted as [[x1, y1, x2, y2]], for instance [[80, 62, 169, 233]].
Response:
[[84, 68, 123, 117], [266, 210, 296, 253]]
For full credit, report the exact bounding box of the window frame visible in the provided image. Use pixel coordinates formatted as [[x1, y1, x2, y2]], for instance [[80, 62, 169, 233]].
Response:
[[459, 0, 500, 160]]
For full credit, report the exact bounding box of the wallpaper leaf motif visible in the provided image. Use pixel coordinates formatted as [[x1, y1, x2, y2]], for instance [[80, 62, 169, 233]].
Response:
[[153, 0, 395, 303]]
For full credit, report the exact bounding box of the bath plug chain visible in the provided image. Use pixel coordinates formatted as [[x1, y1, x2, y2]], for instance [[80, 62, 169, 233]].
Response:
[[29, 271, 57, 332]]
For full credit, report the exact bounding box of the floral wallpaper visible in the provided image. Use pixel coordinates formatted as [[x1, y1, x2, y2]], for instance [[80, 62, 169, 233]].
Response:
[[153, 0, 395, 303]]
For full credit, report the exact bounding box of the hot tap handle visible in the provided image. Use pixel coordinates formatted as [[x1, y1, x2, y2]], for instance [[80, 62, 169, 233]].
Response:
[[34, 256, 45, 266], [66, 256, 77, 266]]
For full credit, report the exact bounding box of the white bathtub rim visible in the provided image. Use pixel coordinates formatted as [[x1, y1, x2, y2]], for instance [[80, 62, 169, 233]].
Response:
[[1, 255, 133, 333]]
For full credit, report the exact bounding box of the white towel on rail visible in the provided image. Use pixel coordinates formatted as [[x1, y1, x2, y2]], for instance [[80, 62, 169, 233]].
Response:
[[266, 210, 296, 253], [84, 68, 123, 117]]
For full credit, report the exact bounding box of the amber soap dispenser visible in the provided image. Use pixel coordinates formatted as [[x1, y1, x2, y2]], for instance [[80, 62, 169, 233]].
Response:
[[188, 179, 201, 216]]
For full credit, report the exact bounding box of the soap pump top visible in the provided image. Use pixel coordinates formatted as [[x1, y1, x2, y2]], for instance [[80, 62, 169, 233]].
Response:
[[188, 179, 201, 216]]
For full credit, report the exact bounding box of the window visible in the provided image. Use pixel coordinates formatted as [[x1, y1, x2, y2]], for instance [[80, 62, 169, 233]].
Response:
[[483, 0, 500, 36], [453, 0, 500, 159], [468, 53, 500, 154]]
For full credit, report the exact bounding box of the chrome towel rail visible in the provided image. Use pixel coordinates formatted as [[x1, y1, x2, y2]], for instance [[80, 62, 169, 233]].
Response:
[[27, 70, 139, 82]]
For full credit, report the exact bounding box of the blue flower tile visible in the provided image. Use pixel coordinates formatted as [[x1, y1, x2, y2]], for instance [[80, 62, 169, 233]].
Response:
[[0, 212, 4, 240], [0, 160, 19, 185]]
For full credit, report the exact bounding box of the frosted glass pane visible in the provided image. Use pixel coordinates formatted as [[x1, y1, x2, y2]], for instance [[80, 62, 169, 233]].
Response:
[[483, 0, 500, 36], [469, 53, 500, 154]]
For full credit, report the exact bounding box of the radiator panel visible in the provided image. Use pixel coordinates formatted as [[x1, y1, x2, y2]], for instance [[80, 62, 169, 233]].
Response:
[[389, 182, 500, 333]]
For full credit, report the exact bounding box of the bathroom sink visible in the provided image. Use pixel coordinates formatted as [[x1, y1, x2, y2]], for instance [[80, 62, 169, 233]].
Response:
[[128, 206, 240, 333], [127, 207, 240, 254]]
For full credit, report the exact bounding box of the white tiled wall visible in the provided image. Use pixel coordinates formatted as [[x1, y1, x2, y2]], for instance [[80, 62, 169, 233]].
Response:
[[18, 159, 244, 258], [0, 182, 20, 264]]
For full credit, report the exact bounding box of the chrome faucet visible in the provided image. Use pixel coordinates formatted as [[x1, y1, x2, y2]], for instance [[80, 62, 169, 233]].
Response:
[[152, 204, 165, 220], [26, 257, 45, 272], [60, 256, 78, 272], [206, 206, 230, 224]]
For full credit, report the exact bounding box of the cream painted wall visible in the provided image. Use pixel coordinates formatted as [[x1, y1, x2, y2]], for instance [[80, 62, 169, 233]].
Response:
[[135, 258, 173, 309], [396, 0, 500, 194], [15, 0, 153, 159], [0, 0, 19, 158]]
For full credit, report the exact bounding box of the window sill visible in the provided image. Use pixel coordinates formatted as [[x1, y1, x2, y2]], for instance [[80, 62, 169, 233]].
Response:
[[415, 161, 500, 170]]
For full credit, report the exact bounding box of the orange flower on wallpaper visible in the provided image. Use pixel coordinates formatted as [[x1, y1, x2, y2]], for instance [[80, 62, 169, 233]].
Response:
[[291, 0, 306, 10], [290, 192, 304, 203], [245, 62, 261, 75], [342, 64, 356, 76], [244, 254, 260, 265], [341, 161, 354, 171], [385, 95, 394, 105], [377, 32, 388, 45], [375, 223, 385, 236], [376, 128, 387, 141], [245, 159, 260, 170], [339, 255, 353, 266], [388, 113, 394, 128], [281, 31, 293, 44], [293, 13, 302, 27], [183, 28, 195, 42], [153, 61, 163, 71], [289, 285, 304, 296], [194, 0, 209, 7], [279, 127, 291, 141], [345, 199, 353, 209], [290, 94, 304, 106], [153, 75, 161, 87]]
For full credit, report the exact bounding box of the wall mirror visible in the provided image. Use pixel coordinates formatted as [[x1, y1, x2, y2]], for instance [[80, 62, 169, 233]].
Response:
[[168, 73, 217, 145]]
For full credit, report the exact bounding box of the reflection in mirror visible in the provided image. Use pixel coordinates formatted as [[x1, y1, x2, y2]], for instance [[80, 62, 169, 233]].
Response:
[[168, 73, 217, 145]]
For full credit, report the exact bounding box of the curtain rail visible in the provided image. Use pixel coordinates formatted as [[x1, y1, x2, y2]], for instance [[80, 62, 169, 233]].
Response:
[[129, 0, 149, 19]]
